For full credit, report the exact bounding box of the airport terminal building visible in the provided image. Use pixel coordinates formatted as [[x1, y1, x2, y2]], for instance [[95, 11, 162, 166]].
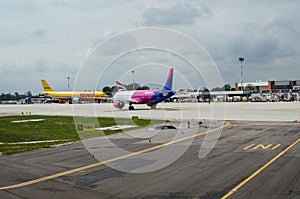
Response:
[[194, 80, 300, 102], [235, 80, 300, 91]]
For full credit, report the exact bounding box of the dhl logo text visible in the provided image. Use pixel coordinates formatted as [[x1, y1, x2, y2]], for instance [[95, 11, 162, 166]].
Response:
[[80, 93, 95, 98]]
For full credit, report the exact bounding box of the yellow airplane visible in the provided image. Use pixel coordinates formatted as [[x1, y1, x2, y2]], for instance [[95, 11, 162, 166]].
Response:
[[40, 79, 108, 103]]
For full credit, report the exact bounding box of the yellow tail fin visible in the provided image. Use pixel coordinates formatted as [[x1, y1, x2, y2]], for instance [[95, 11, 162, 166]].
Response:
[[41, 79, 55, 92]]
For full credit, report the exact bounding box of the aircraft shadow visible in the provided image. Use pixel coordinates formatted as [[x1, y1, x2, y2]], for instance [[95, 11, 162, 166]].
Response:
[[112, 108, 181, 112]]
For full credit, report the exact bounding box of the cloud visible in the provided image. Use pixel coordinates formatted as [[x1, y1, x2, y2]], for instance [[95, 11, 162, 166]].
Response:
[[0, 1, 300, 92], [142, 3, 211, 26], [0, 35, 23, 47], [215, 29, 298, 65], [32, 29, 47, 39]]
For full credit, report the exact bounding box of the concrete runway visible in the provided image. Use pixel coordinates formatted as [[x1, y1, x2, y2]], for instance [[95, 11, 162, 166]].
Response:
[[0, 103, 299, 198], [0, 101, 300, 121]]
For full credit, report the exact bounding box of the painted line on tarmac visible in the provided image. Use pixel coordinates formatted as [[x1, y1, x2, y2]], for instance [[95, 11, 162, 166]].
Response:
[[0, 122, 230, 191], [0, 139, 71, 145], [221, 137, 300, 199], [232, 122, 300, 127]]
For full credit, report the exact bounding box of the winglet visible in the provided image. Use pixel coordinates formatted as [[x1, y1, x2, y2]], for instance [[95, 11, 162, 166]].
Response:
[[163, 67, 173, 90], [41, 79, 55, 92]]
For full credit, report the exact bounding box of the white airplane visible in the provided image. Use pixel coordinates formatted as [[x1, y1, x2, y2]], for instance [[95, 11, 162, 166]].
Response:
[[171, 90, 199, 102], [113, 68, 175, 110]]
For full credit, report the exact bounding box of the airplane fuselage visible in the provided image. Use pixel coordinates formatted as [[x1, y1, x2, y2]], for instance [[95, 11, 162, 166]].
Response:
[[40, 79, 108, 102], [42, 91, 107, 99], [113, 89, 174, 109], [113, 90, 157, 105]]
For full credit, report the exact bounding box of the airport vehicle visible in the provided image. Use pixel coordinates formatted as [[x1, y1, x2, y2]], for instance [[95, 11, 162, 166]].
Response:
[[293, 85, 300, 91], [40, 79, 108, 103], [113, 67, 175, 110], [149, 125, 177, 130]]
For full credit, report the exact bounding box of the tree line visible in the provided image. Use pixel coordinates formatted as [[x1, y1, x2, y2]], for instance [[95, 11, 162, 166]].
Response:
[[211, 84, 256, 91], [102, 83, 150, 93], [0, 91, 35, 101]]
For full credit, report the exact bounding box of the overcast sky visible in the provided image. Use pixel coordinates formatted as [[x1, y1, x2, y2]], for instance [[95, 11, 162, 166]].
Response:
[[1, 0, 299, 93]]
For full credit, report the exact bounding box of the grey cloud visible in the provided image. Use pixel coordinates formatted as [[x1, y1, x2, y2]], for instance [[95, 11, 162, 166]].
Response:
[[142, 3, 211, 26], [1, 1, 300, 92], [233, 37, 279, 63], [0, 36, 23, 47], [219, 34, 296, 65], [32, 29, 47, 39]]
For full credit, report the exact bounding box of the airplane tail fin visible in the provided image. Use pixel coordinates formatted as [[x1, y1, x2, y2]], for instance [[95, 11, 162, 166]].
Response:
[[162, 67, 174, 90], [41, 79, 55, 92], [116, 81, 127, 91]]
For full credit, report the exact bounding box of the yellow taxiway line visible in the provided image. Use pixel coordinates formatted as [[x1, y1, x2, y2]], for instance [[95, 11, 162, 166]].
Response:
[[0, 122, 230, 191], [221, 137, 300, 199]]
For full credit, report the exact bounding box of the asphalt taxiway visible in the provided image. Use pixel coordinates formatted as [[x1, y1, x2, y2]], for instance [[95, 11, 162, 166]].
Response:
[[0, 120, 299, 198]]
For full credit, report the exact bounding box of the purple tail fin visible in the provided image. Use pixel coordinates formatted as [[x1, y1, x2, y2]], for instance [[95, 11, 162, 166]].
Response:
[[163, 67, 173, 90]]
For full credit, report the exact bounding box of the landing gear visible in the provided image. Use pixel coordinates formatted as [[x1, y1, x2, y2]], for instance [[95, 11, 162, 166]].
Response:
[[129, 105, 135, 111], [151, 104, 157, 109]]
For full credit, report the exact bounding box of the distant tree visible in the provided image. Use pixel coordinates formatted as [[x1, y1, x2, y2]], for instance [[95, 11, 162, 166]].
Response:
[[245, 84, 256, 91], [212, 87, 222, 91], [15, 92, 20, 100], [103, 83, 150, 92], [136, 86, 150, 90], [230, 88, 236, 91], [0, 91, 37, 100], [203, 87, 209, 92], [212, 84, 232, 91], [5, 93, 12, 100], [126, 83, 140, 90], [27, 91, 32, 97], [102, 86, 112, 93], [224, 84, 231, 91]]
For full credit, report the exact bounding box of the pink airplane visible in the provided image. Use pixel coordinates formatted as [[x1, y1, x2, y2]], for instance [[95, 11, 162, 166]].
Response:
[[113, 68, 175, 110]]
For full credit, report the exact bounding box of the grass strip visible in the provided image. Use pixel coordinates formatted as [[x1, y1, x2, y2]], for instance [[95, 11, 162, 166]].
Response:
[[0, 115, 162, 154]]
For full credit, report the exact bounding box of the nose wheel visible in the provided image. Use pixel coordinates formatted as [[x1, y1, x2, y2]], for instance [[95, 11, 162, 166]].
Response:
[[129, 105, 135, 110]]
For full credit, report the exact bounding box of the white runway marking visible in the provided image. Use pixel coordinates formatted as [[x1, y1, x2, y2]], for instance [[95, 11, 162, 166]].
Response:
[[95, 125, 137, 131], [0, 139, 70, 145], [11, 119, 45, 123]]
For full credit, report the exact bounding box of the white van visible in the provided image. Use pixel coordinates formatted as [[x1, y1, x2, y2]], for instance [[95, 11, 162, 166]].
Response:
[[293, 86, 300, 90]]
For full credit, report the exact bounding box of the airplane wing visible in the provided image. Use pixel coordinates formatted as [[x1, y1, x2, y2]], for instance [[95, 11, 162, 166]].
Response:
[[128, 98, 139, 103]]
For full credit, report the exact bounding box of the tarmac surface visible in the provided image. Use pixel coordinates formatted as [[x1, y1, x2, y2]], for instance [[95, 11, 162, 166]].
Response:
[[0, 101, 300, 121], [0, 102, 299, 198]]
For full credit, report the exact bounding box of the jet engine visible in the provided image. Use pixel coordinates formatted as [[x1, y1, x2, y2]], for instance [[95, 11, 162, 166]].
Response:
[[114, 101, 125, 109]]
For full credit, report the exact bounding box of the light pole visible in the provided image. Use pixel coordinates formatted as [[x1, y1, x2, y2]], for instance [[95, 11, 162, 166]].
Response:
[[67, 76, 70, 91], [238, 57, 245, 91], [132, 70, 135, 90]]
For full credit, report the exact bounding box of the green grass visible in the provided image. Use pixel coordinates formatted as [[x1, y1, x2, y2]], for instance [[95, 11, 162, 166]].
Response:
[[0, 142, 65, 154], [0, 115, 162, 154]]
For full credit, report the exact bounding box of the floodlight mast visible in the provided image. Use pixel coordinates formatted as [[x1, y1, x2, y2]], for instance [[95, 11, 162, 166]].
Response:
[[132, 70, 135, 90], [239, 57, 245, 91], [67, 76, 70, 91]]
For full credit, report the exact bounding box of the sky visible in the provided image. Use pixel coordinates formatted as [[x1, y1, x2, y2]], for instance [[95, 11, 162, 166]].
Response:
[[1, 0, 300, 93]]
